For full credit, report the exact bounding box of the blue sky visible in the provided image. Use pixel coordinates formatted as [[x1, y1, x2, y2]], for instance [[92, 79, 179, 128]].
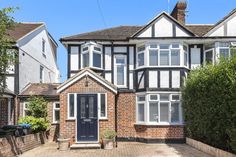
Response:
[[1, 0, 236, 81]]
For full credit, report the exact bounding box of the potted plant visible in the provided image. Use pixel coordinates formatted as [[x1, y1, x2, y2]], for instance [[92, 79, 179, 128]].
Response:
[[102, 130, 117, 150]]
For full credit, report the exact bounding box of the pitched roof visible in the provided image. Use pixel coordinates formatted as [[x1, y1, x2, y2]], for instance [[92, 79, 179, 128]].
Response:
[[185, 25, 214, 37], [60, 26, 142, 41], [57, 68, 117, 94], [7, 23, 44, 41], [205, 8, 236, 36], [131, 12, 196, 37], [20, 83, 60, 97]]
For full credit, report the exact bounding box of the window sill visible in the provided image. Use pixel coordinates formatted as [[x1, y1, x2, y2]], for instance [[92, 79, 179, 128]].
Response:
[[99, 118, 108, 121], [66, 119, 76, 121], [134, 123, 184, 126], [52, 122, 59, 125]]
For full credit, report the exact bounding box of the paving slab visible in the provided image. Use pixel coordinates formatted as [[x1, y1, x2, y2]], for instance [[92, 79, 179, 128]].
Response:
[[19, 142, 213, 157]]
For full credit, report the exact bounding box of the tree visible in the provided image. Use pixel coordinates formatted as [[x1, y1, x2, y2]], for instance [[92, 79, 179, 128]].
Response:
[[27, 96, 48, 118], [0, 7, 17, 92]]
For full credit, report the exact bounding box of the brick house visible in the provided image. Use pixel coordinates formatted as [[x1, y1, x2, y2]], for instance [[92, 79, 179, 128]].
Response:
[[58, 1, 236, 146]]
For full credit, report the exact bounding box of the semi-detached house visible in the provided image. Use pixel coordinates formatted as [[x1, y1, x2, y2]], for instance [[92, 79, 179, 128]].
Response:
[[57, 1, 236, 145]]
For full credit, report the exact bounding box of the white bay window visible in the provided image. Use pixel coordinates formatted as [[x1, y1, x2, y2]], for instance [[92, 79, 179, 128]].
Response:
[[136, 93, 182, 125], [81, 43, 102, 69]]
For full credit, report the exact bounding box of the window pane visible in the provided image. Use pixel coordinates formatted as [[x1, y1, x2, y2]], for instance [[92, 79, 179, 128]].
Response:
[[82, 53, 89, 67], [55, 103, 60, 108], [80, 97, 86, 118], [150, 44, 158, 48], [160, 51, 169, 65], [149, 102, 158, 122], [219, 42, 229, 47], [82, 47, 88, 51], [138, 103, 145, 122], [171, 102, 180, 123], [93, 52, 101, 68], [100, 94, 106, 117], [89, 97, 94, 118], [150, 95, 158, 100], [55, 110, 60, 122], [69, 94, 74, 117], [149, 50, 158, 66], [160, 94, 169, 101], [184, 52, 187, 66], [171, 95, 180, 100], [172, 44, 179, 49], [137, 96, 145, 102], [160, 102, 169, 122], [171, 50, 180, 65], [138, 53, 144, 66], [138, 46, 145, 52], [94, 47, 101, 51], [117, 65, 124, 85], [160, 44, 169, 49], [220, 49, 229, 59], [205, 50, 213, 63], [116, 58, 125, 64]]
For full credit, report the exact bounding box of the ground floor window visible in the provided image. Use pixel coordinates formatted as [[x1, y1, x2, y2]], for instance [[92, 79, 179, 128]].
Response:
[[136, 93, 182, 125], [23, 102, 31, 117], [53, 102, 60, 123]]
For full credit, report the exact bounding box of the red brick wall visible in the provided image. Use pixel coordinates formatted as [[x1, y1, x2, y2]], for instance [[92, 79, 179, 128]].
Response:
[[0, 98, 8, 128], [59, 76, 116, 142], [117, 93, 184, 140]]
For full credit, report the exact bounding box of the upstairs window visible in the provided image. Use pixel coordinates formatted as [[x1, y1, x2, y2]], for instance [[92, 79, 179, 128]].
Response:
[[137, 46, 145, 67], [82, 47, 89, 68], [93, 46, 102, 68], [40, 65, 44, 83], [81, 43, 102, 69], [183, 45, 188, 66], [42, 39, 46, 57], [114, 55, 127, 87]]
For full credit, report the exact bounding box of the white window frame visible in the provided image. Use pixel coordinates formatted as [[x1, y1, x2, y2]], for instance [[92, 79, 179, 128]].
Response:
[[148, 44, 159, 66], [136, 94, 147, 123], [137, 45, 146, 68], [92, 47, 103, 69], [170, 44, 181, 66], [81, 49, 90, 68], [67, 93, 76, 119], [114, 55, 127, 88], [53, 102, 60, 123], [98, 93, 107, 119], [136, 93, 183, 125], [23, 102, 29, 117], [183, 45, 188, 67], [204, 48, 215, 65]]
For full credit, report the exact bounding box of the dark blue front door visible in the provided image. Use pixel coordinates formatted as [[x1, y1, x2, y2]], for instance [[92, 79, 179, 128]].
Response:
[[77, 94, 98, 142]]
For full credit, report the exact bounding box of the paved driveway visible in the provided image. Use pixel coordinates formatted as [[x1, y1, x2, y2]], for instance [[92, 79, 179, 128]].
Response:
[[19, 142, 213, 157]]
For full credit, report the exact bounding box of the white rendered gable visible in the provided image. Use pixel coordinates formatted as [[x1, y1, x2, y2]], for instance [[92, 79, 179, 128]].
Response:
[[136, 13, 191, 38], [206, 11, 236, 37]]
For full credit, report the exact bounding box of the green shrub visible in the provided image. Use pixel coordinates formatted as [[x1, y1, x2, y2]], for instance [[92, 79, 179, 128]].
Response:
[[102, 130, 116, 139], [27, 96, 48, 118], [227, 128, 236, 153], [18, 116, 50, 133], [182, 58, 236, 153]]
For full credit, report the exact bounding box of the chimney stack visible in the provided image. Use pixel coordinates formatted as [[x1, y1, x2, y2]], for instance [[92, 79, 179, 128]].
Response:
[[171, 0, 187, 25]]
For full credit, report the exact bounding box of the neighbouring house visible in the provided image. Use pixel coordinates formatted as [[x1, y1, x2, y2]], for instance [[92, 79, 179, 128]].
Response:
[[18, 83, 60, 141], [0, 22, 60, 128], [57, 1, 236, 146]]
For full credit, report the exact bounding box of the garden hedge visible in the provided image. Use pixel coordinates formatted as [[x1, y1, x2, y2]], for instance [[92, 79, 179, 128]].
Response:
[[182, 58, 236, 153]]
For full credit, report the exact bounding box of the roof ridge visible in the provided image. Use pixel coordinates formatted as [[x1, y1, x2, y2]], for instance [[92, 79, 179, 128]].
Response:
[[61, 25, 143, 40]]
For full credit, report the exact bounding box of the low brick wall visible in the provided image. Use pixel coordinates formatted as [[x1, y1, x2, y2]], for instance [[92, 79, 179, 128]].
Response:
[[186, 137, 236, 157], [0, 132, 48, 157]]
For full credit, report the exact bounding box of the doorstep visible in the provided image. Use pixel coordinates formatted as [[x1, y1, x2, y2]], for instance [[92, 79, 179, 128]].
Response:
[[70, 143, 101, 149]]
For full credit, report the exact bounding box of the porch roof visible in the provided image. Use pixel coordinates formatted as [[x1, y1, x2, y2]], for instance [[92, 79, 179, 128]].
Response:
[[57, 68, 117, 94]]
